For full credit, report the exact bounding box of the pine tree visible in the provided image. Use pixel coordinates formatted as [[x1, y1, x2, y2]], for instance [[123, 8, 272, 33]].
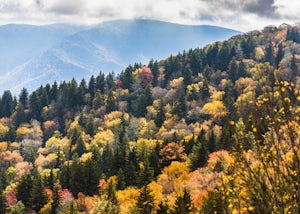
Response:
[[183, 65, 193, 86], [190, 134, 209, 171], [173, 189, 192, 214], [275, 42, 284, 68], [155, 99, 165, 127], [16, 174, 33, 208], [51, 180, 61, 214], [30, 174, 48, 212], [136, 185, 155, 214], [1, 90, 14, 117], [157, 201, 170, 214], [73, 134, 87, 157], [67, 200, 79, 214], [137, 159, 154, 187], [19, 88, 28, 108], [0, 181, 6, 214]]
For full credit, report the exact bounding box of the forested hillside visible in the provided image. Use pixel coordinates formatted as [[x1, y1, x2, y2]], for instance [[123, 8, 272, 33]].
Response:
[[1, 23, 300, 213]]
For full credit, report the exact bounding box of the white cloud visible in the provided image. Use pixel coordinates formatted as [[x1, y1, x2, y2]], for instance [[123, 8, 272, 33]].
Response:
[[0, 0, 299, 31]]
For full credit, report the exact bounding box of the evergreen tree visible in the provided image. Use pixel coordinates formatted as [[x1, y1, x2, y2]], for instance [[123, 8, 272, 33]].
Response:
[[96, 72, 106, 93], [19, 88, 28, 108], [172, 92, 187, 118], [13, 104, 26, 127], [121, 65, 134, 90], [275, 42, 284, 68], [216, 41, 231, 71], [200, 78, 210, 99], [265, 42, 275, 66], [88, 75, 96, 98], [157, 201, 170, 214], [208, 129, 217, 153], [0, 182, 6, 214], [155, 99, 166, 128], [105, 179, 119, 214], [67, 200, 79, 214], [106, 90, 117, 113], [1, 90, 13, 117], [183, 65, 193, 86], [16, 174, 33, 208], [29, 91, 42, 120], [137, 159, 154, 187], [136, 185, 155, 214], [73, 134, 87, 157], [190, 130, 208, 170], [49, 81, 58, 102], [51, 180, 61, 214], [30, 174, 48, 212], [173, 189, 192, 214]]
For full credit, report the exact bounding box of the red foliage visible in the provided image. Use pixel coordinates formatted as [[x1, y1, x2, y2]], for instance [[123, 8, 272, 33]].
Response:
[[139, 66, 153, 86], [115, 80, 123, 88], [6, 188, 17, 206]]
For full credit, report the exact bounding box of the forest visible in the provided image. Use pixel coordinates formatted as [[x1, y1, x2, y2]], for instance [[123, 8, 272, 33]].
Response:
[[1, 23, 300, 213]]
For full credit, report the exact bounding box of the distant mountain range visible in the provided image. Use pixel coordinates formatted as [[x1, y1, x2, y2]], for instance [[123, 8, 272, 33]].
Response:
[[0, 19, 241, 93]]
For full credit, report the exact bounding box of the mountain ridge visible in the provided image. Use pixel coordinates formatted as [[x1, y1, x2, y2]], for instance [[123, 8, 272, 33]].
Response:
[[0, 19, 240, 93]]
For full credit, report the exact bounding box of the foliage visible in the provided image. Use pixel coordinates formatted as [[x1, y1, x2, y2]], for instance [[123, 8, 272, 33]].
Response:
[[1, 23, 300, 213]]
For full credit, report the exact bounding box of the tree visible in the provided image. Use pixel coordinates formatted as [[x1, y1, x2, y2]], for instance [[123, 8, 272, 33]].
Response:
[[172, 92, 187, 119], [136, 185, 155, 214], [173, 189, 192, 214], [51, 180, 61, 214], [73, 134, 86, 157], [157, 201, 170, 214], [67, 200, 79, 214], [0, 181, 6, 214], [1, 90, 14, 117], [30, 173, 48, 212], [190, 130, 209, 170], [6, 201, 25, 214], [16, 174, 33, 208], [183, 65, 193, 86], [19, 88, 28, 108], [275, 42, 284, 68]]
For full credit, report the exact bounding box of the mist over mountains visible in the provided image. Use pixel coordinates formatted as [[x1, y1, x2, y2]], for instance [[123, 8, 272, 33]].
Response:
[[0, 19, 240, 93]]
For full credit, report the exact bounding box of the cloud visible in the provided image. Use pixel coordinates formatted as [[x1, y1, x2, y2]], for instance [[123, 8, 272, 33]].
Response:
[[0, 0, 298, 31]]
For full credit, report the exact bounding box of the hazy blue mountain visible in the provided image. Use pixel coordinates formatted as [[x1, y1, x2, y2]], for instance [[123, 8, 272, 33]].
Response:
[[0, 20, 240, 93]]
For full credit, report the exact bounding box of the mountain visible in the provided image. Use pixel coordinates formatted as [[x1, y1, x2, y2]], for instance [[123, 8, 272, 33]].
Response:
[[0, 19, 240, 93], [1, 23, 300, 213]]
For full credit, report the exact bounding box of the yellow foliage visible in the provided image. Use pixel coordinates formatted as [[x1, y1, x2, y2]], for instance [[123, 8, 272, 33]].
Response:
[[92, 129, 114, 148], [45, 136, 63, 153], [201, 100, 228, 118], [116, 187, 139, 213], [80, 152, 93, 162], [139, 120, 157, 139], [148, 181, 163, 208], [169, 77, 184, 89], [210, 91, 225, 101], [0, 142, 8, 152], [16, 126, 32, 141], [0, 123, 9, 139], [158, 161, 190, 194]]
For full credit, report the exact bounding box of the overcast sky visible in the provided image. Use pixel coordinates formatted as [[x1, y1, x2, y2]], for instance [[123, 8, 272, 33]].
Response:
[[0, 0, 299, 31]]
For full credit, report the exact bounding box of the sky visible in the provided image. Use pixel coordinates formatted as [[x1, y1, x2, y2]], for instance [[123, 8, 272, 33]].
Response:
[[0, 0, 299, 31]]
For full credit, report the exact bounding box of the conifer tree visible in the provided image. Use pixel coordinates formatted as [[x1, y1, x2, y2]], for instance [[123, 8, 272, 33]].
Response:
[[136, 185, 155, 214], [16, 174, 33, 208], [157, 201, 170, 214], [173, 189, 192, 214], [0, 182, 6, 214], [51, 180, 61, 214], [30, 174, 48, 212]]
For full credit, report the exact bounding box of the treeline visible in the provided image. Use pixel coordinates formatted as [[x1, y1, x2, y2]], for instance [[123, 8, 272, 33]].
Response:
[[1, 23, 300, 213]]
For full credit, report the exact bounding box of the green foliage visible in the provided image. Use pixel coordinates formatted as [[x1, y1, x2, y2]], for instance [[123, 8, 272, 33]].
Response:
[[172, 189, 192, 214], [136, 185, 155, 214], [7, 201, 25, 214]]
